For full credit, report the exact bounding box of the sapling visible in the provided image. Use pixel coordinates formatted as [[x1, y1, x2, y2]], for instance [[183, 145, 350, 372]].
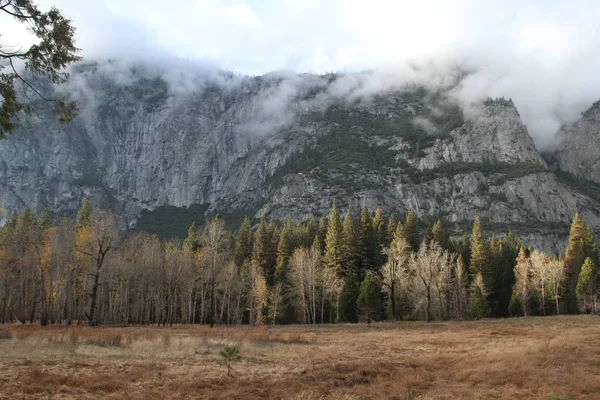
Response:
[[219, 344, 240, 377]]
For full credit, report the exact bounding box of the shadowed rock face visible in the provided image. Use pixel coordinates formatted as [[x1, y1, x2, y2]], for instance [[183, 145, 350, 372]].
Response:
[[553, 101, 600, 184], [1, 62, 599, 253]]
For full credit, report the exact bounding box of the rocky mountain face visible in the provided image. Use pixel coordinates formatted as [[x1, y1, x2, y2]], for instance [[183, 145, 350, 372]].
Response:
[[552, 101, 600, 184], [1, 62, 599, 253]]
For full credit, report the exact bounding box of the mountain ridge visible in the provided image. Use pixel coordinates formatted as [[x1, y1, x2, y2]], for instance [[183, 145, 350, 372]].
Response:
[[1, 61, 599, 253]]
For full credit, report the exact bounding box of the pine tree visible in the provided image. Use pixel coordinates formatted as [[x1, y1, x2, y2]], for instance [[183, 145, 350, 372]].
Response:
[[234, 216, 253, 269], [487, 234, 500, 315], [38, 210, 52, 230], [252, 218, 278, 286], [76, 198, 92, 228], [455, 254, 469, 319], [357, 207, 375, 276], [576, 257, 597, 313], [357, 274, 382, 324], [316, 216, 328, 254], [393, 221, 404, 245], [267, 222, 280, 285], [470, 274, 489, 319], [402, 210, 420, 251], [386, 215, 397, 246], [324, 202, 343, 276], [455, 233, 471, 275], [339, 276, 360, 323], [490, 235, 499, 261], [583, 226, 598, 261], [495, 231, 521, 317], [424, 226, 434, 246], [564, 214, 597, 313], [470, 217, 488, 277], [183, 222, 201, 253], [341, 211, 357, 278], [372, 208, 387, 268], [303, 217, 318, 248], [275, 216, 295, 284], [432, 219, 452, 251]]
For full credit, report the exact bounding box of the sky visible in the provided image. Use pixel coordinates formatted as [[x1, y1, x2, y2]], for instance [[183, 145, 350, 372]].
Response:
[[4, 0, 600, 147]]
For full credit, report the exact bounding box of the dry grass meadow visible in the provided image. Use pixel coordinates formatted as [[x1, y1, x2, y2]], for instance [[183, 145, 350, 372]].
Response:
[[0, 316, 599, 399]]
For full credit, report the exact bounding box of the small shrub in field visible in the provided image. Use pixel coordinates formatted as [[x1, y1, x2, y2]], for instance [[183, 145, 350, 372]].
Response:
[[219, 344, 240, 377]]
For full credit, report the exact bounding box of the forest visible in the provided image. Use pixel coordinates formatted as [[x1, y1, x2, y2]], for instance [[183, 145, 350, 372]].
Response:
[[0, 199, 597, 326]]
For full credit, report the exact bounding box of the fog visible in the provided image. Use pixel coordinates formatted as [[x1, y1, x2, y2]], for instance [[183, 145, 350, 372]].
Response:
[[10, 0, 600, 148]]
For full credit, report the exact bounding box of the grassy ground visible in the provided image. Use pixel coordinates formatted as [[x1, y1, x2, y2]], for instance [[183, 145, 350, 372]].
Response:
[[0, 316, 599, 399]]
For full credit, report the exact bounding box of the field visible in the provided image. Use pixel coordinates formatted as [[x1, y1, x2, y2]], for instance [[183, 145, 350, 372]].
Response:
[[1, 316, 599, 399]]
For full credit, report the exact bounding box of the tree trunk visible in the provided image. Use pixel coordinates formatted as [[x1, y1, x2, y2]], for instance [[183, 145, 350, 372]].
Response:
[[390, 281, 396, 322], [88, 269, 101, 326], [426, 287, 431, 323], [541, 280, 546, 316], [209, 277, 215, 328], [88, 247, 108, 327]]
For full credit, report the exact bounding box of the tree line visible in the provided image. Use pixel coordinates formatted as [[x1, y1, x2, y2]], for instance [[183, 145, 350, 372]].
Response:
[[0, 199, 598, 326]]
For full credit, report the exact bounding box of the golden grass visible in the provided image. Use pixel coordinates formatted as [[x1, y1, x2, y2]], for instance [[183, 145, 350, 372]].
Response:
[[1, 316, 599, 399]]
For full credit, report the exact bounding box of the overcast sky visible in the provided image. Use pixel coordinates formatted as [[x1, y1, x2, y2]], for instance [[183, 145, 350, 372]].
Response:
[[4, 0, 600, 146]]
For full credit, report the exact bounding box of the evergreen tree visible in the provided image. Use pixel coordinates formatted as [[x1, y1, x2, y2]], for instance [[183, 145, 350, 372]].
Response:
[[495, 232, 521, 317], [316, 216, 328, 254], [402, 210, 420, 251], [432, 219, 452, 251], [487, 234, 500, 314], [373, 208, 387, 243], [275, 216, 295, 284], [252, 218, 278, 286], [470, 218, 488, 277], [324, 202, 344, 276], [386, 215, 397, 246], [357, 274, 382, 324], [508, 292, 523, 316], [583, 226, 598, 261], [455, 254, 469, 319], [564, 214, 597, 313], [303, 217, 318, 248], [0, 0, 82, 137], [38, 210, 52, 230], [76, 198, 92, 228], [470, 281, 489, 319], [268, 222, 280, 284], [576, 257, 597, 313], [455, 233, 471, 274], [339, 276, 360, 323], [490, 235, 499, 262], [357, 207, 375, 276], [424, 226, 434, 247], [183, 222, 201, 252], [234, 216, 253, 269], [341, 211, 357, 278], [372, 208, 387, 268]]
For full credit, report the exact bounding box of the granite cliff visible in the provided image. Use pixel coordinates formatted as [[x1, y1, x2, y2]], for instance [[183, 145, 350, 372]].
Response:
[[1, 61, 599, 252]]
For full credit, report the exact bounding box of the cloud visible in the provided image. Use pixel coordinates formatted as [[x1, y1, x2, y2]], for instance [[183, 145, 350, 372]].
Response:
[[9, 0, 600, 148]]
